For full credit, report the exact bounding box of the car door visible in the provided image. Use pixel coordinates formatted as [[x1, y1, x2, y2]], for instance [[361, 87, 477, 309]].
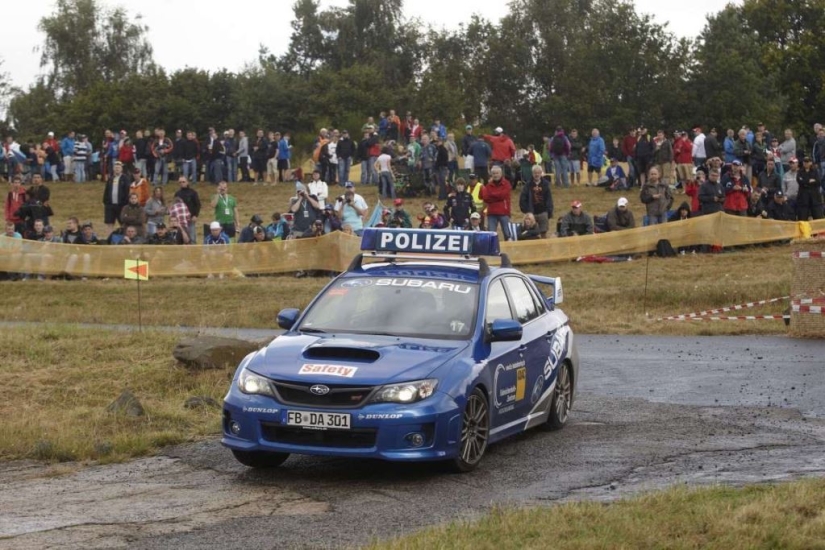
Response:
[[483, 278, 526, 430], [502, 276, 548, 419]]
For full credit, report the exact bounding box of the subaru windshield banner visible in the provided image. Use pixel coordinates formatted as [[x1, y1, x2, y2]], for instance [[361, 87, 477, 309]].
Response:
[[361, 228, 500, 256]]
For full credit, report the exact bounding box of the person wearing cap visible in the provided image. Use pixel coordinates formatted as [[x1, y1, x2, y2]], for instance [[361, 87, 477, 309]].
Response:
[[129, 167, 150, 207], [461, 125, 476, 170], [481, 165, 513, 239], [42, 224, 60, 243], [147, 221, 175, 245], [388, 198, 412, 228], [559, 200, 594, 237], [290, 182, 322, 236], [445, 178, 476, 229], [72, 134, 91, 182], [640, 167, 673, 224], [519, 165, 553, 237], [468, 211, 482, 231], [607, 197, 636, 231], [307, 169, 330, 203], [766, 191, 796, 221], [482, 127, 516, 167], [103, 161, 131, 232], [419, 202, 445, 229], [720, 161, 752, 216], [204, 221, 230, 245], [779, 129, 796, 172], [692, 127, 707, 167], [469, 135, 492, 181], [80, 222, 101, 245], [238, 214, 265, 243], [796, 156, 823, 220], [211, 181, 239, 239]]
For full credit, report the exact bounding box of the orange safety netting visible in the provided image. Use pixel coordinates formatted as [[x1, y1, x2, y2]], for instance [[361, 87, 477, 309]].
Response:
[[1, 213, 824, 277]]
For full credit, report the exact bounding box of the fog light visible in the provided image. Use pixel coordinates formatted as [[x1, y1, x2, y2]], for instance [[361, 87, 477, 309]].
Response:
[[230, 421, 241, 435], [408, 433, 424, 447]]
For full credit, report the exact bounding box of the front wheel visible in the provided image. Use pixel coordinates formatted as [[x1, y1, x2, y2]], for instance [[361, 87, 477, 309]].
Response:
[[231, 449, 290, 468], [545, 363, 572, 430], [449, 387, 490, 473]]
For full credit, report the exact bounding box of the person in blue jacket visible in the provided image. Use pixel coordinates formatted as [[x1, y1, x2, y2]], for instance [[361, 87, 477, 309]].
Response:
[[60, 132, 76, 181], [586, 128, 606, 186]]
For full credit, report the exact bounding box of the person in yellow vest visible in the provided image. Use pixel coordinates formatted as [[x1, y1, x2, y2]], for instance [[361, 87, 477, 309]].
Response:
[[466, 173, 486, 228]]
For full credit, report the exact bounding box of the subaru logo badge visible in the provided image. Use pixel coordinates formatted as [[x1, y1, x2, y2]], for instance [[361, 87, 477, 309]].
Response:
[[310, 384, 330, 396]]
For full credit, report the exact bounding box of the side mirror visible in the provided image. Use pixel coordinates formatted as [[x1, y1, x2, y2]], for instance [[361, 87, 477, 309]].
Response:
[[488, 319, 523, 342], [277, 308, 300, 330]]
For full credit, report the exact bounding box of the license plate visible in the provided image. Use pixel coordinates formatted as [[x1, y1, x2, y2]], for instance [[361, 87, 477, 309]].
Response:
[[286, 411, 351, 430]]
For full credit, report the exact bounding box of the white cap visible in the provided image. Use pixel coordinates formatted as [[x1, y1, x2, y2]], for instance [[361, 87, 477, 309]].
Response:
[[495, 127, 503, 134], [47, 131, 54, 136], [470, 212, 481, 219], [617, 197, 629, 207], [210, 221, 222, 230]]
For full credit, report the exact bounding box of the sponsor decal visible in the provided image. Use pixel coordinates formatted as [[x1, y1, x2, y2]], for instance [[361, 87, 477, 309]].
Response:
[[545, 326, 570, 379], [243, 407, 279, 414], [531, 375, 544, 405], [515, 367, 526, 401], [357, 413, 404, 420], [299, 364, 358, 378], [374, 278, 473, 294], [327, 288, 349, 296], [397, 343, 454, 353], [493, 359, 526, 408], [340, 279, 373, 288], [377, 230, 472, 254]]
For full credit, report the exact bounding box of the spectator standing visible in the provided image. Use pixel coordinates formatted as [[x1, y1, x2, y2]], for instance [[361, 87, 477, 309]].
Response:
[[783, 159, 800, 210], [568, 129, 584, 186], [129, 168, 150, 206], [307, 169, 330, 203], [549, 126, 572, 188], [336, 130, 354, 185], [481, 165, 512, 240], [224, 130, 238, 183], [813, 127, 825, 181], [120, 193, 147, 236], [461, 125, 476, 170], [757, 158, 782, 196], [434, 136, 449, 200], [721, 161, 751, 216], [251, 129, 269, 183], [23, 173, 51, 227], [144, 186, 167, 236], [237, 130, 252, 182], [586, 129, 606, 186], [445, 132, 459, 183], [334, 182, 368, 236], [291, 182, 323, 236], [751, 131, 768, 177], [640, 167, 672, 225], [797, 156, 823, 220], [152, 129, 173, 185], [211, 181, 239, 239], [358, 128, 378, 186], [779, 129, 796, 172], [723, 129, 736, 164], [61, 131, 75, 181], [444, 178, 475, 229], [692, 127, 707, 167], [180, 131, 199, 183], [3, 136, 24, 180], [634, 128, 654, 186], [705, 128, 724, 162], [653, 130, 674, 185], [173, 176, 200, 243], [469, 137, 492, 181], [622, 128, 638, 187], [733, 129, 753, 178], [103, 162, 131, 232], [766, 191, 796, 221], [322, 130, 340, 185], [375, 147, 395, 200], [387, 110, 401, 143], [133, 130, 149, 178], [519, 165, 554, 238], [673, 131, 694, 185], [72, 134, 91, 182], [482, 127, 516, 167]]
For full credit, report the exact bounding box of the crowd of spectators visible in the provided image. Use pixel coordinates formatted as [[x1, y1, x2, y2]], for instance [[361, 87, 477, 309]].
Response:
[[3, 117, 825, 263]]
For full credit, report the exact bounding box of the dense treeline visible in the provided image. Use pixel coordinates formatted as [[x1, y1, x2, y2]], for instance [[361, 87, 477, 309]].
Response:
[[4, 0, 825, 153]]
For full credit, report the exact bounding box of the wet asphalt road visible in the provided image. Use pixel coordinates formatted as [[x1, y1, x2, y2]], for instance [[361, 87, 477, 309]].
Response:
[[2, 334, 824, 550]]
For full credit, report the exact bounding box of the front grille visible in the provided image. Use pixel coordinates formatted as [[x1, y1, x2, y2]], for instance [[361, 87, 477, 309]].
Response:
[[272, 381, 374, 408], [261, 423, 377, 448]]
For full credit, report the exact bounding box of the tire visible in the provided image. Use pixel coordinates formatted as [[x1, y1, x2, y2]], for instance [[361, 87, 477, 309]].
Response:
[[231, 449, 290, 468], [449, 387, 490, 473], [545, 362, 572, 431]]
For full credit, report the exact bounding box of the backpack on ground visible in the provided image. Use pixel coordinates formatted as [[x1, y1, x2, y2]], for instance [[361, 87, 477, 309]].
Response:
[[655, 239, 677, 257]]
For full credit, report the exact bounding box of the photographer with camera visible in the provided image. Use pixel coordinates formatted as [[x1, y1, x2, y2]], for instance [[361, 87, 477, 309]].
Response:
[[334, 182, 368, 236], [289, 182, 322, 237]]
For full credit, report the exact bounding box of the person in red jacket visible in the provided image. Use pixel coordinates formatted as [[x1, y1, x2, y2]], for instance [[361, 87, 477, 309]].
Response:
[[673, 131, 694, 187], [621, 128, 638, 186], [684, 172, 702, 214], [482, 127, 516, 166], [481, 165, 512, 240], [722, 160, 751, 216], [5, 176, 28, 233]]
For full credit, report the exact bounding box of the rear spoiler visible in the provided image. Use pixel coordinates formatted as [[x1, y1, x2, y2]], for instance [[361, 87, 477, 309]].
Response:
[[527, 275, 563, 306]]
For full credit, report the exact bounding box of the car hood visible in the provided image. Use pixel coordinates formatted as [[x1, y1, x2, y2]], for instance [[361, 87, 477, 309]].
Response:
[[246, 333, 467, 385]]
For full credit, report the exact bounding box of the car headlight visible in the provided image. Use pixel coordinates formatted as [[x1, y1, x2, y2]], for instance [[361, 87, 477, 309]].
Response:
[[371, 379, 438, 404], [237, 366, 275, 397]]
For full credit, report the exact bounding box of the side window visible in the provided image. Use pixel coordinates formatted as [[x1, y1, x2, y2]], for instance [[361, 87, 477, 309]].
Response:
[[503, 277, 539, 324], [485, 279, 513, 325], [528, 282, 547, 316]]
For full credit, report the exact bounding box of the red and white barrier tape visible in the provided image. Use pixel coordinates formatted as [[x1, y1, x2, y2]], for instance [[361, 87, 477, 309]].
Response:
[[658, 296, 790, 321], [794, 251, 825, 259], [792, 305, 825, 315], [791, 298, 825, 306], [678, 315, 791, 321]]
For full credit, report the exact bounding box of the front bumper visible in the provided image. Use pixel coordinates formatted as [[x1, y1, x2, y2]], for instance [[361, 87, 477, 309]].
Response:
[[221, 389, 463, 461]]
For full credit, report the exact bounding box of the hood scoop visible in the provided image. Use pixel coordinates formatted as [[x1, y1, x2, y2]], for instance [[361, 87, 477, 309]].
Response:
[[303, 346, 381, 363]]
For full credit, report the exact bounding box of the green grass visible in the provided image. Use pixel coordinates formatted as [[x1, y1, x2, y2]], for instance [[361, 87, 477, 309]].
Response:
[[0, 326, 228, 462], [368, 479, 825, 550]]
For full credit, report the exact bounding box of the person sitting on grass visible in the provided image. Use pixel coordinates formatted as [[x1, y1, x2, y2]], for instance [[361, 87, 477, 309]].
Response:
[[119, 225, 144, 245], [606, 197, 636, 231], [511, 213, 542, 241], [80, 222, 101, 244], [147, 222, 177, 245], [204, 221, 230, 245], [605, 158, 628, 191], [559, 200, 594, 237], [766, 191, 796, 221], [265, 212, 290, 240], [388, 198, 412, 228]]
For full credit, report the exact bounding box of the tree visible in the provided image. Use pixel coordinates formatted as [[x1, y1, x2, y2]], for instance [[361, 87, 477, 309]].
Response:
[[37, 0, 154, 98]]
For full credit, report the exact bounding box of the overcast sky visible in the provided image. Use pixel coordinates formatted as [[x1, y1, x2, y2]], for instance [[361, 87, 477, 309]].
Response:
[[1, 0, 734, 89]]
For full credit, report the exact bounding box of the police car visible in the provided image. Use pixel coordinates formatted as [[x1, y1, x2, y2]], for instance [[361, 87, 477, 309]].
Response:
[[222, 228, 579, 472]]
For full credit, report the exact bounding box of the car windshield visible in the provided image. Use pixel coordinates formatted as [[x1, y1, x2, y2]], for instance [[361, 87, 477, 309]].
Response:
[[298, 276, 479, 340]]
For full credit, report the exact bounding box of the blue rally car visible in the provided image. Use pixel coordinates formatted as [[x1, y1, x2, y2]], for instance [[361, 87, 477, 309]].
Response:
[[222, 228, 579, 472]]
